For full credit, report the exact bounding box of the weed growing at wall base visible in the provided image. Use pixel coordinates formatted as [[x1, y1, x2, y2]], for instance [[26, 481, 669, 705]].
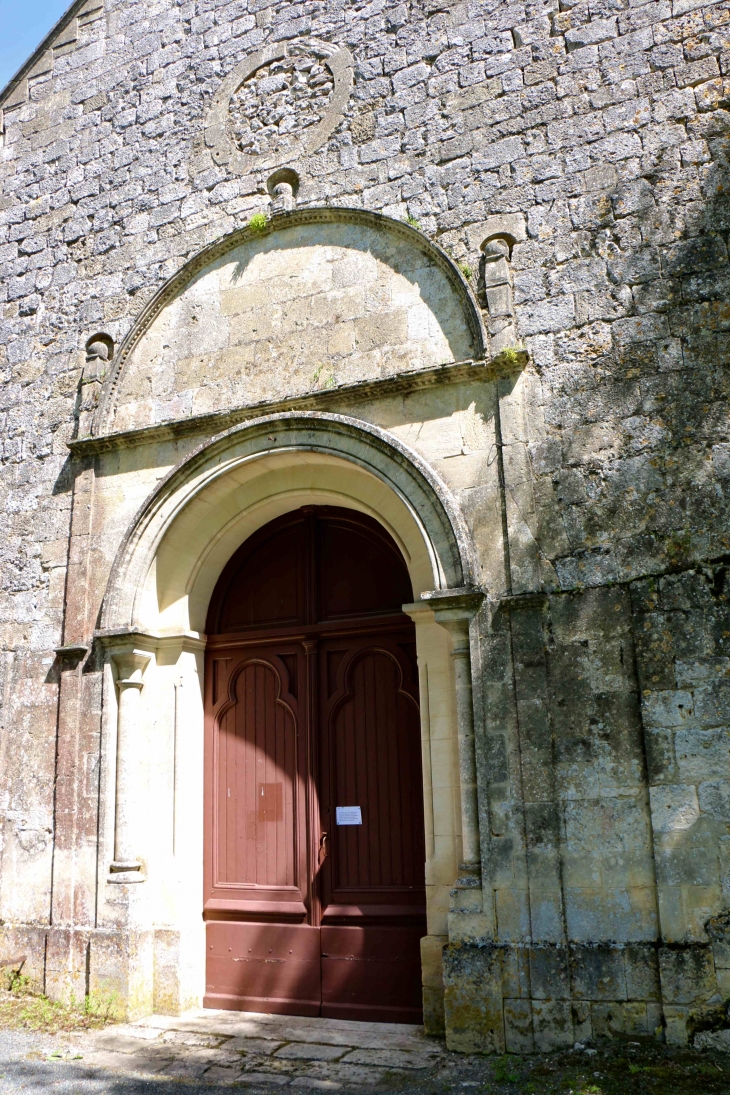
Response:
[[0, 974, 116, 1034]]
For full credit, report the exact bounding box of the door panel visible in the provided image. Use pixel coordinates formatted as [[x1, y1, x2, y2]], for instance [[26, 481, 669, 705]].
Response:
[[320, 636, 426, 908], [217, 661, 296, 889], [318, 634, 426, 1023], [204, 507, 426, 1024], [211, 519, 306, 632], [205, 647, 309, 915], [317, 516, 413, 621], [321, 926, 425, 1023], [205, 921, 320, 1015]]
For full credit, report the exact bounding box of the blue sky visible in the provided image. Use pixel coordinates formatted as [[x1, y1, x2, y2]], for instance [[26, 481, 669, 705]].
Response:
[[0, 0, 70, 90]]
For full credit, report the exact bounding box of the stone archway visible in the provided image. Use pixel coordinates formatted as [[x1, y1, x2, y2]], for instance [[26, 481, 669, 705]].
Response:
[[95, 411, 483, 1027]]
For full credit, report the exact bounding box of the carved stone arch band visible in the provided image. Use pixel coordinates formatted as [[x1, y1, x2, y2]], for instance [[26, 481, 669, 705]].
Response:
[[98, 412, 478, 629]]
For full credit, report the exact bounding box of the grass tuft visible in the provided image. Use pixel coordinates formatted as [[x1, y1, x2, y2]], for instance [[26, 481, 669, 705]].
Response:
[[498, 345, 525, 365], [248, 211, 268, 233]]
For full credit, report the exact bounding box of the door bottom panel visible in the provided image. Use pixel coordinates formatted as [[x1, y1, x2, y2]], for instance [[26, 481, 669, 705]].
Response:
[[204, 993, 321, 1016], [320, 925, 425, 1025], [206, 922, 321, 1016]]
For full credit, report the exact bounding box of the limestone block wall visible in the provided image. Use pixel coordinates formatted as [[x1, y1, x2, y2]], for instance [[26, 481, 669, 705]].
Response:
[[0, 0, 729, 1053]]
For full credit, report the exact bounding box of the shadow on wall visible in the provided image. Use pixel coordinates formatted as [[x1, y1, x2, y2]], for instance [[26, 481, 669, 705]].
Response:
[[512, 114, 730, 1018], [527, 117, 730, 590]]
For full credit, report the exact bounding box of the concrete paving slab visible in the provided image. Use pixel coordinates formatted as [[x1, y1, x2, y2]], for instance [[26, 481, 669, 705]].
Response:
[[157, 1059, 214, 1081], [163, 1011, 439, 1052], [202, 1064, 242, 1082], [226, 1036, 287, 1055], [96, 1023, 161, 1041], [296, 1061, 393, 1086], [289, 1079, 341, 1090], [266, 1027, 435, 1050], [2, 1010, 454, 1091], [86, 1032, 161, 1054], [79, 1048, 171, 1075], [160, 1029, 228, 1047], [199, 1047, 248, 1069], [243, 1056, 298, 1075], [244, 1072, 292, 1085]]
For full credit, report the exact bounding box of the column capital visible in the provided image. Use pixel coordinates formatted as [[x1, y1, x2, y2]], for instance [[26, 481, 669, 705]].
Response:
[[420, 586, 484, 622], [96, 625, 158, 646], [95, 627, 206, 663], [111, 650, 152, 687], [418, 588, 484, 652]]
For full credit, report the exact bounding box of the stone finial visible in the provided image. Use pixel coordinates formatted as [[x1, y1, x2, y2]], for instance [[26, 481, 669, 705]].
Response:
[[272, 181, 294, 213], [482, 237, 510, 261], [85, 333, 114, 366], [267, 168, 300, 214], [479, 234, 517, 355]]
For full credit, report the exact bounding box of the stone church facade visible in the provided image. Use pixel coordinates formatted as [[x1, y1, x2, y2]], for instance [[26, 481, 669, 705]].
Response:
[[2, 0, 730, 1054]]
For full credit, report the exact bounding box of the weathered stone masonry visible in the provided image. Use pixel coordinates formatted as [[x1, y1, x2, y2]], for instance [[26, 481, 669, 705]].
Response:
[[1, 0, 730, 1054]]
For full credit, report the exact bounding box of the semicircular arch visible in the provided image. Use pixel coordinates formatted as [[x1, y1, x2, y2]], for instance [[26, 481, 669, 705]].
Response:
[[94, 208, 486, 437], [99, 411, 478, 637]]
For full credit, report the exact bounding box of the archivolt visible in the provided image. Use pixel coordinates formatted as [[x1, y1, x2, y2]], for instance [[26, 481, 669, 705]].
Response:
[[99, 411, 478, 634]]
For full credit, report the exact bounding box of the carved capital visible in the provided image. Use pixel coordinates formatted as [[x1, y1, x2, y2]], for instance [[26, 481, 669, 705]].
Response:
[[111, 650, 151, 688], [420, 588, 484, 652]]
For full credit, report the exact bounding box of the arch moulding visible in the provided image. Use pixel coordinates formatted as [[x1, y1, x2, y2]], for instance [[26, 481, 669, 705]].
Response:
[[99, 410, 479, 634]]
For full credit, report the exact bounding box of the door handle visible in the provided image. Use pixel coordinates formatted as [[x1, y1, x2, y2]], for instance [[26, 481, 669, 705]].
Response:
[[318, 831, 328, 864]]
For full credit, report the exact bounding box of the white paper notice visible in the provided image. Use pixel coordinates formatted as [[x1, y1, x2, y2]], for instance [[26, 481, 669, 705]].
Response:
[[336, 806, 362, 826]]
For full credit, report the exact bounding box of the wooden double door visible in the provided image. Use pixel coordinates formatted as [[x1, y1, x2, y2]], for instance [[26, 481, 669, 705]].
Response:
[[203, 507, 427, 1023]]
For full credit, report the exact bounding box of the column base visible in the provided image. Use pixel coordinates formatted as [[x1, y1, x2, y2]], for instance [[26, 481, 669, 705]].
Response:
[[421, 934, 447, 1036]]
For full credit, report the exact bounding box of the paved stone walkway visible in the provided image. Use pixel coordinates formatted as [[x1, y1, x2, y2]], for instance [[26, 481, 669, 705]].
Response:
[[77, 1009, 448, 1089], [4, 1016, 729, 1095]]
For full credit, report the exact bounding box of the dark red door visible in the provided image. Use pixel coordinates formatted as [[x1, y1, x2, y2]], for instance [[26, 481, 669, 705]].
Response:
[[203, 507, 426, 1023]]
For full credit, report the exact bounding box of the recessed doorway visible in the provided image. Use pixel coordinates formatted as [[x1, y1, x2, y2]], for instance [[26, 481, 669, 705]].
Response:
[[203, 506, 427, 1023]]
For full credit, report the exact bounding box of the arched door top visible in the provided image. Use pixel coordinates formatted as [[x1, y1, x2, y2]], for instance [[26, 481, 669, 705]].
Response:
[[98, 410, 480, 636]]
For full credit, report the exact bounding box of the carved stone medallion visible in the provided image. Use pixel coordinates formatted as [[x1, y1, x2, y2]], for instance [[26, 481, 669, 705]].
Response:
[[204, 40, 353, 175]]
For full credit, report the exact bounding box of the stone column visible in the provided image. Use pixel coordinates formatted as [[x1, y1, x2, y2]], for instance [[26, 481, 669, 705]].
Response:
[[420, 588, 506, 1054], [422, 588, 484, 876], [109, 649, 152, 883]]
